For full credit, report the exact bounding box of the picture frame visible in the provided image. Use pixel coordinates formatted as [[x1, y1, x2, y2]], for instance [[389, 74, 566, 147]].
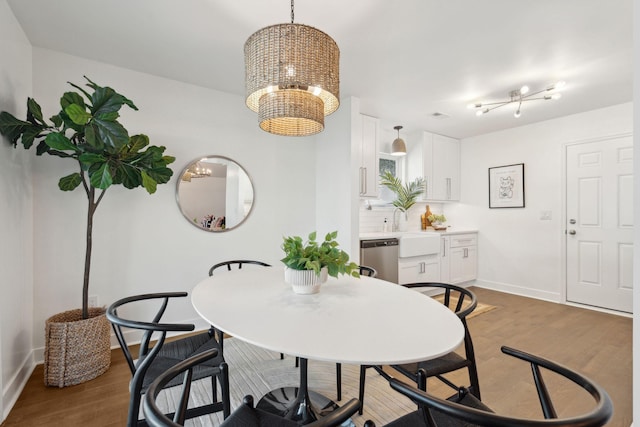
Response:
[[488, 163, 525, 208]]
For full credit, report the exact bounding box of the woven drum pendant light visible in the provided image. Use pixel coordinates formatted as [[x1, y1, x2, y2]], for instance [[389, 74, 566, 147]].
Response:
[[244, 0, 340, 136]]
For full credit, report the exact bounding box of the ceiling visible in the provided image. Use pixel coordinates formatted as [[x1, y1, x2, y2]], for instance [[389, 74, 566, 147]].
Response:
[[7, 0, 633, 139]]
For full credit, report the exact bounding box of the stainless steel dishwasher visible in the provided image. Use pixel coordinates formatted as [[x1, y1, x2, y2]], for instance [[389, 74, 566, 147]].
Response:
[[360, 238, 399, 283]]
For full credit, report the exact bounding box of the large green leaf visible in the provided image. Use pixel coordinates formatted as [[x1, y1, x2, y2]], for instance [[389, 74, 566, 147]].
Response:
[[59, 172, 83, 191], [65, 104, 91, 126], [0, 111, 30, 145], [114, 163, 142, 188], [45, 132, 78, 152], [141, 170, 157, 194], [128, 134, 149, 154], [91, 118, 129, 149], [91, 86, 128, 116], [84, 76, 138, 112], [50, 114, 63, 128], [89, 162, 113, 189], [19, 125, 44, 149], [61, 91, 87, 111], [27, 98, 46, 125], [145, 166, 173, 185], [78, 152, 106, 169]]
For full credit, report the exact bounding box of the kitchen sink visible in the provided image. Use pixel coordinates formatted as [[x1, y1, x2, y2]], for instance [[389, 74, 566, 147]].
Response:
[[399, 233, 441, 258]]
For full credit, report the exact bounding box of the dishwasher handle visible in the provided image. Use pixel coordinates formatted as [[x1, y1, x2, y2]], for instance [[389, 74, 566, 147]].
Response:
[[360, 238, 399, 248]]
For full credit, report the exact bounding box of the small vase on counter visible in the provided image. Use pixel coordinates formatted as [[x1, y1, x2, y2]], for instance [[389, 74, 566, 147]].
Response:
[[421, 205, 433, 230]]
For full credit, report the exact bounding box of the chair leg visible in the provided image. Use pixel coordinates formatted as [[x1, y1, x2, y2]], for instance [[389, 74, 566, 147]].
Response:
[[211, 375, 218, 402], [468, 363, 481, 400], [280, 353, 284, 359], [358, 365, 368, 415], [336, 363, 342, 401], [220, 362, 231, 418], [295, 357, 299, 368]]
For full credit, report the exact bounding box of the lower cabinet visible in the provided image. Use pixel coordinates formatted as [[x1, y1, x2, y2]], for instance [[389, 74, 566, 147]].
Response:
[[440, 233, 477, 284], [398, 254, 440, 285]]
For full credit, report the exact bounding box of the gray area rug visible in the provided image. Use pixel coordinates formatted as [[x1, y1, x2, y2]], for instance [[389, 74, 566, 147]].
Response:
[[150, 337, 415, 426]]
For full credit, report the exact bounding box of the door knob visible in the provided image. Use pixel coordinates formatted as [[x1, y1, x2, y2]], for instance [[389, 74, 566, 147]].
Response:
[[568, 230, 577, 235]]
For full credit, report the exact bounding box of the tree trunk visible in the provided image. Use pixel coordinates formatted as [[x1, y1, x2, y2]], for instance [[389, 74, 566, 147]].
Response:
[[82, 187, 97, 319]]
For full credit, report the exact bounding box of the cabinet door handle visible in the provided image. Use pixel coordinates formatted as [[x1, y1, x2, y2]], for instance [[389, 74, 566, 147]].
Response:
[[463, 248, 468, 258], [362, 167, 367, 194], [442, 240, 446, 257], [359, 167, 364, 194], [446, 178, 451, 200]]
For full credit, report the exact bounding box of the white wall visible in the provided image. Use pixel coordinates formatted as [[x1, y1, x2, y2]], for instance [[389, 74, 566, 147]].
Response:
[[450, 103, 633, 301], [28, 48, 318, 357], [632, 1, 639, 423], [0, 0, 34, 421], [316, 96, 359, 259]]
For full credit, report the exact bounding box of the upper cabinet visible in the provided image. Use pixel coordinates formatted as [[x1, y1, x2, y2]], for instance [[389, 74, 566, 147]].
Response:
[[406, 131, 460, 201], [358, 114, 379, 198]]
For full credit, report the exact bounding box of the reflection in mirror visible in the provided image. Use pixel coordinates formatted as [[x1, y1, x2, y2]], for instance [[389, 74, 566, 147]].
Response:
[[176, 156, 254, 232]]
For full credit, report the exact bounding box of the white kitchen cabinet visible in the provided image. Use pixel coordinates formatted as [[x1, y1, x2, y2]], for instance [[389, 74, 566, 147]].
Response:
[[358, 114, 379, 198], [398, 254, 440, 285], [440, 233, 477, 284], [406, 131, 460, 201], [432, 134, 460, 201]]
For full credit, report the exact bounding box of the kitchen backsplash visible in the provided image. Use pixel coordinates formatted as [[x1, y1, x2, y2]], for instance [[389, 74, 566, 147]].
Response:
[[359, 201, 445, 233]]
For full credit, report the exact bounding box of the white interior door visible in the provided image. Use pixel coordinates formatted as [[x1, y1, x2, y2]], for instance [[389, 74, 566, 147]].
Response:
[[566, 135, 633, 313]]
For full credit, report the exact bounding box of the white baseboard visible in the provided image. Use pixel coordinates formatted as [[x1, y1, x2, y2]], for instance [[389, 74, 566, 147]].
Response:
[[33, 316, 211, 364], [2, 350, 36, 422], [473, 279, 561, 303]]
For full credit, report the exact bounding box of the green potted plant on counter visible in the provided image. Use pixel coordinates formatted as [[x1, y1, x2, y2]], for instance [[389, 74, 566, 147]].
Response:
[[281, 231, 360, 294], [379, 170, 425, 231], [0, 77, 175, 387]]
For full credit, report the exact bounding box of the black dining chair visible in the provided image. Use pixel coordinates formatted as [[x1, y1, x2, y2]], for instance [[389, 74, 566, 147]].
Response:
[[142, 348, 362, 427], [359, 265, 378, 277], [359, 282, 480, 414], [363, 345, 613, 427], [107, 292, 230, 427]]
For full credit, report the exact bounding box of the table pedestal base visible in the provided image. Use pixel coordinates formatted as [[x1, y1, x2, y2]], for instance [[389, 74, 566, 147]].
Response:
[[257, 387, 339, 424]]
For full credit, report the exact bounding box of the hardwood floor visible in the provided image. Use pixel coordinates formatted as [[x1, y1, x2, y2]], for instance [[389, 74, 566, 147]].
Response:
[[1, 287, 632, 426]]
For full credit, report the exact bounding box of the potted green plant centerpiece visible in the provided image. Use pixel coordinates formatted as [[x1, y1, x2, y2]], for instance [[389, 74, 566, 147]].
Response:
[[379, 170, 425, 231], [281, 231, 359, 294], [0, 77, 175, 387]]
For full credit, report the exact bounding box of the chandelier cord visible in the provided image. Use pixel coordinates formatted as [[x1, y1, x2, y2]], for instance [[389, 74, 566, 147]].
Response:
[[291, 0, 294, 23]]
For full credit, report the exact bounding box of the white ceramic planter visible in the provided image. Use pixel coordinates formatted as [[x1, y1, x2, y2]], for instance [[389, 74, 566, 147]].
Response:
[[285, 267, 328, 294]]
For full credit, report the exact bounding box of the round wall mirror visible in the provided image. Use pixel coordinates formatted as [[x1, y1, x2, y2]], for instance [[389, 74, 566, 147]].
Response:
[[176, 156, 254, 232]]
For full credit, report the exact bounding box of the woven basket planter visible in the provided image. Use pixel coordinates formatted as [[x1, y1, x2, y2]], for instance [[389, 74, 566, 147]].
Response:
[[44, 307, 111, 387]]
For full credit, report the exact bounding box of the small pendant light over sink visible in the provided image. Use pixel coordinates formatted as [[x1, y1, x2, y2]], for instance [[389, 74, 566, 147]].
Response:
[[244, 0, 340, 137], [391, 125, 407, 156]]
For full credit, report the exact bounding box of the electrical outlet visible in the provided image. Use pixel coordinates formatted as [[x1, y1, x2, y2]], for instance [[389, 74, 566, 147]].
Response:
[[88, 295, 99, 307]]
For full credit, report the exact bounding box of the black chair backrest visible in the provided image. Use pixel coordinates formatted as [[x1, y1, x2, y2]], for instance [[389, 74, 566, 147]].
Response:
[[209, 260, 271, 276], [359, 265, 378, 277], [403, 282, 477, 320], [387, 346, 613, 427], [106, 292, 195, 375], [143, 349, 226, 427]]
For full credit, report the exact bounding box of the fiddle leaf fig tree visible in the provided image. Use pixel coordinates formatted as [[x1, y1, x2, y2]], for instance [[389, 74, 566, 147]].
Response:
[[0, 77, 175, 319]]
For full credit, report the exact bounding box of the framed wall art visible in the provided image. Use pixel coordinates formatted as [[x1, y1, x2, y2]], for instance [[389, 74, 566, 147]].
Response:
[[488, 163, 525, 208]]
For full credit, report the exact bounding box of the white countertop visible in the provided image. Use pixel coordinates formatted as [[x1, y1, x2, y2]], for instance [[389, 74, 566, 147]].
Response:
[[360, 227, 478, 240]]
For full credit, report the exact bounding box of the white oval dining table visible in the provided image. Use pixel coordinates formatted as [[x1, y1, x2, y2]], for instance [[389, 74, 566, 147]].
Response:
[[191, 266, 464, 423]]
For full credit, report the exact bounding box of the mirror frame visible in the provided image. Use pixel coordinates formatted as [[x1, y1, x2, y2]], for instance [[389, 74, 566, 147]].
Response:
[[175, 155, 255, 232]]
